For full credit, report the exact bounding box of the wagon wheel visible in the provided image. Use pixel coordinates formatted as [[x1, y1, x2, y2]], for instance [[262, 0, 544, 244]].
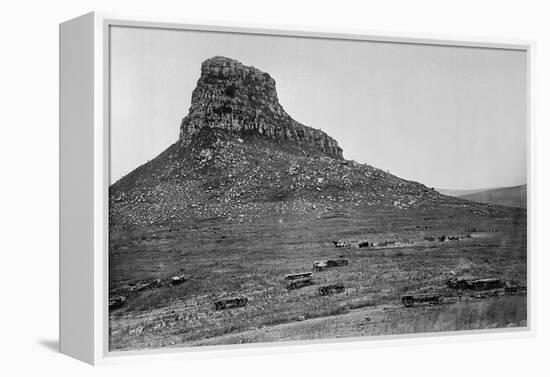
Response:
[[402, 296, 414, 307]]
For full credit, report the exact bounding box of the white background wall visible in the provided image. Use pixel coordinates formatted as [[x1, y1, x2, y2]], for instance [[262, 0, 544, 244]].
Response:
[[1, 0, 548, 375]]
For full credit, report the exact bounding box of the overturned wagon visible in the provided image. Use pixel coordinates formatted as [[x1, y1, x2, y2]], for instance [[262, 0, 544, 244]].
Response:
[[128, 278, 162, 293], [401, 293, 442, 307], [313, 258, 349, 271], [446, 277, 504, 291], [470, 284, 528, 299], [213, 296, 248, 311], [284, 272, 312, 281], [109, 296, 126, 311], [287, 277, 313, 290], [170, 275, 185, 286], [357, 240, 370, 248], [285, 272, 313, 290], [318, 283, 345, 296]]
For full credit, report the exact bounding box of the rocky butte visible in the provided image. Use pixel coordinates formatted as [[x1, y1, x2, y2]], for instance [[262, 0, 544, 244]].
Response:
[[179, 56, 343, 159], [109, 56, 511, 226]]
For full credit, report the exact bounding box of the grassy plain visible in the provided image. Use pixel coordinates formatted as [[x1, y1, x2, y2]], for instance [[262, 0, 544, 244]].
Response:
[[109, 204, 527, 351]]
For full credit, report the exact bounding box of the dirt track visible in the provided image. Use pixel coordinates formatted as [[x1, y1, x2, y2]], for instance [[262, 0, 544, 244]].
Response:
[[184, 295, 527, 347]]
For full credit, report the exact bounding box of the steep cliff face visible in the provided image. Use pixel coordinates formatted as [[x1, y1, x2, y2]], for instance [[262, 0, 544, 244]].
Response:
[[179, 56, 343, 159]]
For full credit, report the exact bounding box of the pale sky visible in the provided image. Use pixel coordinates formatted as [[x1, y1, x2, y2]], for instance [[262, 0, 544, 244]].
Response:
[[110, 26, 527, 190]]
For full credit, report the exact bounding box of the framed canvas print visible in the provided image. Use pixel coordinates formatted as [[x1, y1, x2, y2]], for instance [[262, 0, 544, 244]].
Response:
[[60, 12, 533, 365]]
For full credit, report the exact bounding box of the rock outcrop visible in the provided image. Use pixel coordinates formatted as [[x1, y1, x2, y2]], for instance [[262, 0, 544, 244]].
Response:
[[110, 56, 516, 226], [179, 56, 343, 159]]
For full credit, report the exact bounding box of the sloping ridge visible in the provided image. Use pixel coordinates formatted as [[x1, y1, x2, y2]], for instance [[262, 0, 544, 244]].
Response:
[[459, 185, 527, 209]]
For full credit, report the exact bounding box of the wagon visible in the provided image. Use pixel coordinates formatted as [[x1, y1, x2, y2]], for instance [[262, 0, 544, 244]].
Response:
[[286, 276, 313, 290], [170, 275, 185, 285], [401, 293, 442, 307], [108, 296, 126, 311], [313, 260, 328, 271], [313, 258, 349, 271], [333, 239, 351, 248], [284, 272, 312, 281], [318, 283, 345, 296], [213, 296, 248, 310], [328, 258, 348, 267], [128, 278, 162, 293], [446, 277, 504, 291]]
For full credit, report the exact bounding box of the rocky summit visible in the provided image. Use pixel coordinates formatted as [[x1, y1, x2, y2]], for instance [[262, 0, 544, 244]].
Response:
[[179, 56, 342, 159], [109, 56, 499, 226]]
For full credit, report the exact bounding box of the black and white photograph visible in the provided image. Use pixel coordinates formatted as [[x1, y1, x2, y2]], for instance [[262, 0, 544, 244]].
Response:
[[107, 25, 528, 351], [7, 0, 550, 375]]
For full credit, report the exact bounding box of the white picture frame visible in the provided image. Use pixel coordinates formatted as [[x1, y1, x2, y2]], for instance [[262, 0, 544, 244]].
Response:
[[59, 11, 535, 365]]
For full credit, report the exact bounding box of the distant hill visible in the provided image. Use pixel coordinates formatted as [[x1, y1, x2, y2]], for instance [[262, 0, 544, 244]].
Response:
[[457, 185, 527, 209], [436, 187, 497, 197]]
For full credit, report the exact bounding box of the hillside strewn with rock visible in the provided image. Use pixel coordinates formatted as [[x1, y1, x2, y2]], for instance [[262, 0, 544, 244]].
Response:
[[109, 56, 507, 226]]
